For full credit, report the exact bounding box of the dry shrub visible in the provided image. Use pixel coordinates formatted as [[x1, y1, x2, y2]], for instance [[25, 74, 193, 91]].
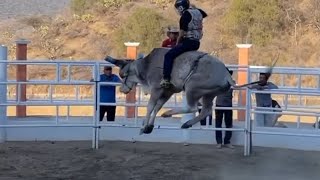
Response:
[[87, 33, 110, 59], [21, 16, 47, 29], [113, 7, 170, 55]]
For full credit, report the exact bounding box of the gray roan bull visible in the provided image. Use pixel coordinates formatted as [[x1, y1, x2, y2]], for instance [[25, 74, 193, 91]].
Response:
[[105, 48, 276, 134]]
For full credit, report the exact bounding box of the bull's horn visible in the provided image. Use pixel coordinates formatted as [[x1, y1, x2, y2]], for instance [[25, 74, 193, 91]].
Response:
[[104, 56, 116, 64], [104, 56, 129, 68]]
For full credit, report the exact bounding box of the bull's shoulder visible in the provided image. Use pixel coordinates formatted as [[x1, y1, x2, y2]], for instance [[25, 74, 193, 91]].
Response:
[[143, 48, 170, 61], [149, 47, 170, 55], [142, 48, 169, 63]]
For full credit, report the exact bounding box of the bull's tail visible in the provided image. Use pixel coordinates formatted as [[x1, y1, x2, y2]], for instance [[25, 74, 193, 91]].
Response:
[[226, 74, 261, 89], [232, 80, 261, 89], [227, 51, 279, 89]]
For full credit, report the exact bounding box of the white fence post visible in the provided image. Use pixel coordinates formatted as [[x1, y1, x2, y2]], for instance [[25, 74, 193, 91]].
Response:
[[0, 45, 8, 143], [244, 88, 252, 156], [92, 62, 100, 149], [181, 92, 195, 145], [243, 66, 251, 156]]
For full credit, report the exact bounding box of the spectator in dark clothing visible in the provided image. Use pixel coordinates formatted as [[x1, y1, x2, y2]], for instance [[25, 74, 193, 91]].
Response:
[[98, 66, 121, 122], [198, 102, 213, 126], [215, 70, 234, 149]]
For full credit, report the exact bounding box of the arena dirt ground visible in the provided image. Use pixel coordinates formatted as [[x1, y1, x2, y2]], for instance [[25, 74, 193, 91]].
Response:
[[0, 141, 319, 180]]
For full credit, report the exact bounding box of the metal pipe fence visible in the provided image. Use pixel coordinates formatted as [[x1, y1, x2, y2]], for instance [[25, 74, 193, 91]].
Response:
[[0, 59, 319, 155]]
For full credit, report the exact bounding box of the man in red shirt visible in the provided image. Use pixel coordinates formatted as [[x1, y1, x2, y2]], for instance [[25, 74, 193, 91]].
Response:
[[162, 26, 179, 48]]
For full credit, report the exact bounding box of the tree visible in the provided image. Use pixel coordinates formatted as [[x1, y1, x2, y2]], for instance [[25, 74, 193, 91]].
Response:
[[310, 0, 320, 31], [223, 0, 282, 46], [284, 7, 304, 45], [113, 7, 170, 55], [35, 25, 64, 60]]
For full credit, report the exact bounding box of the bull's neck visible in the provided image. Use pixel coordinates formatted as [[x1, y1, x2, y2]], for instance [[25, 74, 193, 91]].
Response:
[[134, 59, 146, 84]]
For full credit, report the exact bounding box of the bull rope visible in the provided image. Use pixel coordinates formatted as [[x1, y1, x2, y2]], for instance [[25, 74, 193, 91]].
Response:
[[182, 53, 208, 90]]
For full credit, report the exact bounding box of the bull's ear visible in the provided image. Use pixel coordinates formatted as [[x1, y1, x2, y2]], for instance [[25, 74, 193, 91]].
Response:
[[104, 56, 128, 68], [137, 53, 145, 59]]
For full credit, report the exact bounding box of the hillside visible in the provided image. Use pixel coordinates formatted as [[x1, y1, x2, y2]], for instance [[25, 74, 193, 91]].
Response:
[[0, 0, 70, 20], [0, 0, 318, 63], [0, 0, 320, 94]]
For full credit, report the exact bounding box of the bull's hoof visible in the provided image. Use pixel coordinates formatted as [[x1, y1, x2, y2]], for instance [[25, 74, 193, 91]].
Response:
[[161, 111, 172, 118], [161, 113, 172, 118], [143, 125, 154, 134], [181, 123, 192, 129]]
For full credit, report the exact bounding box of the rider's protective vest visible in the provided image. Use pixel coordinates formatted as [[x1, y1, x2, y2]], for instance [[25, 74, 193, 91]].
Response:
[[185, 8, 203, 41]]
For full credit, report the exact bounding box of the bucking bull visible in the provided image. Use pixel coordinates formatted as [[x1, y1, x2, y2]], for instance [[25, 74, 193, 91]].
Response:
[[105, 48, 277, 134]]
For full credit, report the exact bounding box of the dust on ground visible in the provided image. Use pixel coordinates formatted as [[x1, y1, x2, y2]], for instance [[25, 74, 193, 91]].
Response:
[[0, 141, 319, 180]]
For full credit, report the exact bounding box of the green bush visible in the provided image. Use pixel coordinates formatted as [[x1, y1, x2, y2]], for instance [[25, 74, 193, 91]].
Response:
[[149, 0, 171, 7], [113, 7, 170, 55], [101, 0, 131, 8], [223, 0, 282, 46], [70, 0, 91, 15], [73, 14, 95, 23], [71, 0, 131, 15]]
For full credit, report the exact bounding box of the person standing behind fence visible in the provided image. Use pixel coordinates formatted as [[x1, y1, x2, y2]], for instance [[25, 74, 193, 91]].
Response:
[[98, 66, 121, 122], [162, 26, 179, 48], [198, 101, 213, 126], [215, 69, 234, 149], [249, 73, 279, 127]]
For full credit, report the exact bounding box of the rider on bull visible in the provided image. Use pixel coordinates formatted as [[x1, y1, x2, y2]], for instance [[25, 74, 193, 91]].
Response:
[[160, 0, 208, 88]]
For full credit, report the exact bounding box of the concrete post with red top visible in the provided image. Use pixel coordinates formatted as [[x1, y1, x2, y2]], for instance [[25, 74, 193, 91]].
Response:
[[236, 44, 252, 121], [15, 39, 30, 118], [124, 42, 140, 118]]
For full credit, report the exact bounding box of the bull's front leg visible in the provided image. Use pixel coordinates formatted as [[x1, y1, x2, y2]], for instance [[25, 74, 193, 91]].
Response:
[[147, 92, 174, 130], [141, 90, 173, 134], [139, 89, 164, 135], [139, 97, 156, 135]]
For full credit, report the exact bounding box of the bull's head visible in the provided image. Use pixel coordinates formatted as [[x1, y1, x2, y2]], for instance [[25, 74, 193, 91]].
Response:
[[105, 56, 138, 94]]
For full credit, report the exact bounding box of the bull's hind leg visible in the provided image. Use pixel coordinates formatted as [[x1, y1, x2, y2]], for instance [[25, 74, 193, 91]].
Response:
[[181, 94, 215, 129], [161, 91, 199, 118]]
